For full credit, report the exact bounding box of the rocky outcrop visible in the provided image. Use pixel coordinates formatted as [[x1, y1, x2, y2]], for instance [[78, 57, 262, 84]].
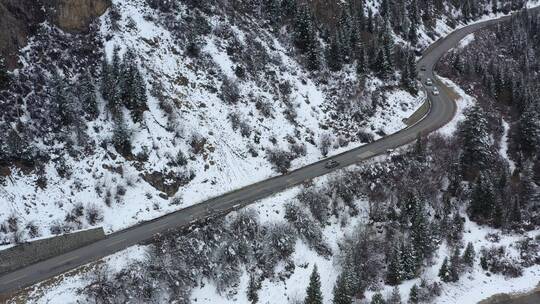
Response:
[[46, 0, 111, 32], [0, 0, 110, 68], [0, 0, 45, 68]]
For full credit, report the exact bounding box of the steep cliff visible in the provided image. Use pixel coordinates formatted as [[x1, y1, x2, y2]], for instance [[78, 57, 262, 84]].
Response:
[[46, 0, 111, 32], [0, 0, 44, 68], [0, 0, 110, 68]]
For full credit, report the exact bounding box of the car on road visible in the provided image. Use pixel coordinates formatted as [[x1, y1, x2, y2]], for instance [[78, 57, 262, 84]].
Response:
[[324, 160, 339, 169], [432, 88, 440, 95], [425, 78, 433, 86], [420, 65, 427, 71], [386, 148, 394, 154]]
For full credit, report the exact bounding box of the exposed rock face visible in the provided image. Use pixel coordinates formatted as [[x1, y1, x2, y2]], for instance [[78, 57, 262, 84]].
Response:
[[46, 0, 111, 32], [0, 0, 45, 68], [0, 0, 110, 68]]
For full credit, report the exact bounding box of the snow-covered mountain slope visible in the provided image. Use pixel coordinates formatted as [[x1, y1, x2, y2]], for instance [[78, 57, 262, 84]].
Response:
[[0, 0, 427, 244]]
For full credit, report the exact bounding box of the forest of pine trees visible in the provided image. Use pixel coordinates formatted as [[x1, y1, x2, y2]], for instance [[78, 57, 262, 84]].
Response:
[[442, 9, 540, 227]]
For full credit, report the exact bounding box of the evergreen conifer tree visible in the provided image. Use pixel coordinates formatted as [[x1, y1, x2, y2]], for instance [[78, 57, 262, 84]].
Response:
[[449, 247, 461, 282], [120, 49, 148, 123], [408, 284, 419, 304], [388, 286, 402, 304], [371, 292, 386, 304], [386, 245, 403, 285], [247, 274, 260, 304], [411, 202, 434, 263], [80, 70, 99, 120], [518, 101, 540, 157], [305, 265, 323, 304], [400, 240, 418, 280], [294, 5, 314, 53], [0, 56, 9, 89], [459, 105, 492, 178], [332, 273, 352, 304], [327, 35, 342, 72], [462, 242, 476, 267], [509, 197, 522, 224], [469, 172, 495, 221], [438, 257, 451, 282], [51, 70, 73, 129]]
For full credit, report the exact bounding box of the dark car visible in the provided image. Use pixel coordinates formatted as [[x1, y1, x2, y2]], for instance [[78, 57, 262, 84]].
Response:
[[324, 160, 340, 169]]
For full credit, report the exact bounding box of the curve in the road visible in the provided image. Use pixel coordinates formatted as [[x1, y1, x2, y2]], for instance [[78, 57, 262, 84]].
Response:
[[1, 7, 538, 297]]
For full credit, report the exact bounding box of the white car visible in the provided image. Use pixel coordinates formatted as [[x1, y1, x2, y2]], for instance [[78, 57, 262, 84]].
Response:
[[426, 78, 433, 86], [432, 88, 440, 95]]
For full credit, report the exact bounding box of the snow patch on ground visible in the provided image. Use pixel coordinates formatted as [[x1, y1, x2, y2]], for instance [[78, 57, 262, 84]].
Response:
[[437, 75, 475, 136], [500, 120, 516, 173], [457, 33, 475, 49]]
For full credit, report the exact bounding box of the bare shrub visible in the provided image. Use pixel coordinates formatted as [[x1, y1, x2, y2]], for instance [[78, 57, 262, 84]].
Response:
[[479, 246, 523, 277], [86, 204, 104, 225], [289, 142, 307, 158], [255, 99, 273, 118], [266, 148, 294, 174], [239, 121, 252, 138], [25, 221, 40, 238], [228, 111, 241, 131], [319, 133, 333, 157], [190, 133, 207, 155], [297, 188, 331, 225], [221, 77, 240, 104], [284, 202, 331, 256]]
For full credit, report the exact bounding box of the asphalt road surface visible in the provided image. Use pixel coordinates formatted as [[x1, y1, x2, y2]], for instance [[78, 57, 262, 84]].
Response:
[[1, 6, 539, 297]]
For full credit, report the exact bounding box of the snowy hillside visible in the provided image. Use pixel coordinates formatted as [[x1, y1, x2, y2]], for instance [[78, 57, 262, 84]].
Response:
[[0, 0, 429, 244], [2, 0, 540, 303]]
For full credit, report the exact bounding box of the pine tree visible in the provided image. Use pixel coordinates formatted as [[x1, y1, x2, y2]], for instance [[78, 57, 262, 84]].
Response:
[[371, 292, 386, 304], [459, 105, 493, 178], [120, 49, 148, 123], [386, 246, 403, 286], [0, 56, 9, 89], [411, 202, 434, 263], [356, 43, 367, 77], [408, 20, 419, 45], [366, 8, 374, 33], [408, 284, 419, 304], [112, 115, 132, 156], [50, 70, 73, 129], [380, 0, 391, 19], [518, 101, 540, 157], [5, 128, 26, 159], [447, 212, 464, 247], [509, 197, 522, 225], [79, 70, 99, 120], [469, 172, 495, 221], [265, 0, 281, 29], [449, 247, 461, 282], [438, 257, 451, 282], [388, 286, 402, 304], [294, 5, 314, 53], [400, 240, 418, 280], [100, 56, 111, 100], [492, 200, 504, 228], [306, 38, 321, 71], [305, 265, 323, 304], [462, 0, 471, 21], [247, 274, 260, 304], [462, 242, 476, 267], [333, 273, 352, 304], [492, 0, 498, 14], [327, 35, 342, 72]]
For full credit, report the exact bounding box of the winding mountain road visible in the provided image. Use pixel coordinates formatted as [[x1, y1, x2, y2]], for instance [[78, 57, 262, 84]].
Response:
[[1, 6, 538, 298]]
